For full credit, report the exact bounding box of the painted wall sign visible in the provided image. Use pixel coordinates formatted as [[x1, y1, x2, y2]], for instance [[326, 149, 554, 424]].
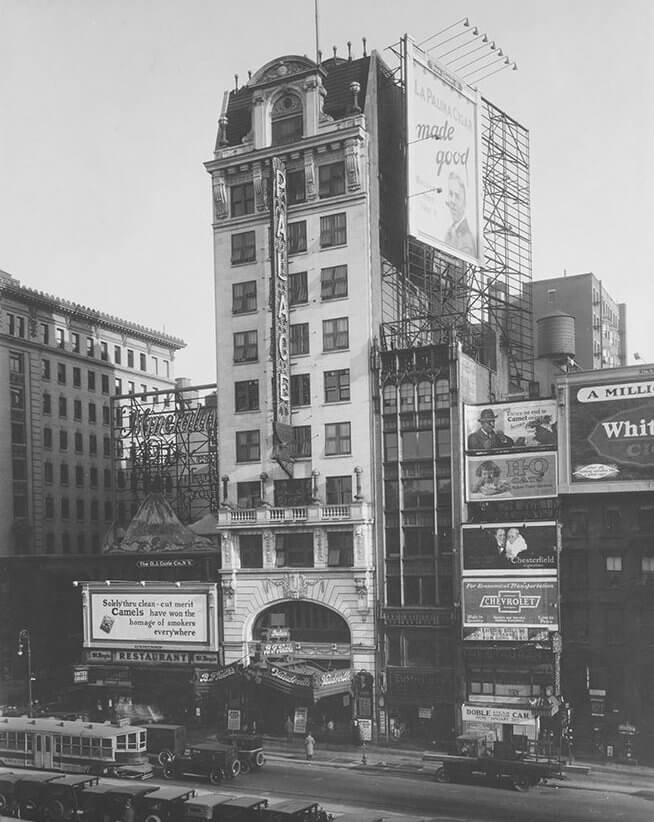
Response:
[[462, 522, 557, 575], [464, 400, 558, 453], [465, 452, 557, 502], [569, 378, 654, 484], [462, 579, 558, 628], [462, 704, 534, 725]]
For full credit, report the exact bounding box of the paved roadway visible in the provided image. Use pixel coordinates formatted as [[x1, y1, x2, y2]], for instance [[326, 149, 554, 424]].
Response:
[[151, 757, 654, 821]]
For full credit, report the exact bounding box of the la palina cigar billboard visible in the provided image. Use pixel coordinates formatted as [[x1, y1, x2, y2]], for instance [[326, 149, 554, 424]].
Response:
[[560, 369, 654, 492]]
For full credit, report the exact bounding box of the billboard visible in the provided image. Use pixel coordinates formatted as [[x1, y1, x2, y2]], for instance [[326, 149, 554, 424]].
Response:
[[464, 400, 558, 453], [462, 579, 558, 629], [566, 377, 654, 486], [462, 522, 557, 575], [405, 37, 482, 264], [465, 452, 557, 502], [82, 582, 218, 652]]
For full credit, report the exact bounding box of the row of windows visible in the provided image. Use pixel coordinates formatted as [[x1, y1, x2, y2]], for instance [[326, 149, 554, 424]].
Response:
[[232, 265, 348, 314], [44, 496, 115, 521], [235, 369, 350, 412], [42, 395, 112, 424], [5, 317, 169, 375], [234, 318, 348, 363], [235, 476, 352, 508], [231, 212, 347, 264], [44, 463, 112, 487], [44, 531, 102, 555], [236, 422, 351, 462], [42, 427, 112, 456], [234, 530, 353, 569], [229, 162, 346, 219], [565, 506, 654, 535], [41, 360, 159, 397]]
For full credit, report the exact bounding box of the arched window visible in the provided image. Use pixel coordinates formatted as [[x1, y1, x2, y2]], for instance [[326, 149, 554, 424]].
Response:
[[271, 92, 303, 146]]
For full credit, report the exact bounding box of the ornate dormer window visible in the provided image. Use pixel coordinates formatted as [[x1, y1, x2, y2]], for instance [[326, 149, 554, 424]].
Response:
[[271, 92, 303, 146]]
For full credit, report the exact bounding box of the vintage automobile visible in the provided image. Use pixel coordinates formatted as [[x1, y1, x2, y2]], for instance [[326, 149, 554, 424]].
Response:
[[217, 734, 265, 774], [162, 743, 240, 784], [15, 773, 99, 821], [259, 799, 333, 821], [190, 796, 269, 821], [143, 724, 187, 766], [78, 781, 160, 822], [137, 785, 196, 822], [0, 773, 31, 817]]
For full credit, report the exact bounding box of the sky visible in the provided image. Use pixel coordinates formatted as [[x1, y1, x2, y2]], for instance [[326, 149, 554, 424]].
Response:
[[1, 0, 652, 383]]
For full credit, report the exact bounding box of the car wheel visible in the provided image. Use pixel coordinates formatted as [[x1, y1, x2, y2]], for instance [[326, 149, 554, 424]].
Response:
[[0, 794, 8, 812], [163, 765, 175, 780], [229, 758, 241, 778], [158, 749, 173, 766], [254, 751, 265, 769], [240, 759, 251, 775], [512, 774, 531, 792], [209, 769, 222, 785], [45, 799, 65, 821], [434, 766, 450, 783]]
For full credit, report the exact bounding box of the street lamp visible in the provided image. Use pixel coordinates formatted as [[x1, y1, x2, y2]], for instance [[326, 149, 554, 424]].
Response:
[[17, 629, 33, 717]]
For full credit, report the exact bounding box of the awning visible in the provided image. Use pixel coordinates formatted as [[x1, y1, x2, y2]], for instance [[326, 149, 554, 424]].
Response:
[[254, 663, 352, 702]]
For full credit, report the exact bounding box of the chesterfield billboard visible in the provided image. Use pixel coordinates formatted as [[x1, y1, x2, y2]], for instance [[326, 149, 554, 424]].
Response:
[[563, 374, 654, 490], [462, 522, 557, 575], [82, 582, 218, 652], [462, 579, 558, 629]]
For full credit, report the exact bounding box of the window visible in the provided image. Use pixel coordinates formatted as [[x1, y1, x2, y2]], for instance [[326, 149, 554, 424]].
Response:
[[638, 507, 654, 531], [73, 400, 82, 421], [606, 607, 624, 644], [294, 425, 312, 458], [75, 465, 84, 486], [103, 436, 111, 457], [60, 463, 69, 485], [318, 161, 346, 198], [236, 430, 260, 462], [100, 341, 108, 361], [76, 499, 85, 521], [239, 534, 263, 568], [55, 327, 65, 348], [42, 359, 51, 380], [325, 422, 351, 455], [289, 271, 308, 305], [606, 555, 622, 573], [45, 496, 54, 518], [290, 323, 310, 356], [102, 405, 110, 425], [58, 396, 67, 417], [139, 353, 146, 371], [642, 556, 654, 576], [234, 330, 258, 363], [232, 281, 257, 314], [89, 434, 97, 455], [114, 345, 122, 364], [127, 349, 134, 368], [326, 475, 352, 505], [320, 212, 347, 247], [86, 337, 95, 357], [274, 478, 312, 506], [43, 427, 52, 448], [324, 369, 350, 402], [327, 531, 353, 566], [288, 221, 307, 254], [323, 317, 349, 351], [74, 432, 83, 453], [44, 462, 53, 484], [231, 231, 256, 264], [235, 380, 259, 412], [114, 377, 123, 395], [128, 381, 135, 394], [90, 467, 98, 488], [287, 169, 306, 204], [88, 371, 96, 391], [604, 507, 622, 532], [275, 532, 314, 567], [230, 182, 254, 217], [290, 373, 311, 406], [88, 402, 96, 423], [271, 93, 303, 145], [70, 366, 81, 388], [57, 363, 66, 384], [61, 497, 70, 519], [101, 375, 109, 394], [237, 481, 262, 509], [547, 289, 557, 304], [40, 323, 49, 344], [104, 469, 112, 489], [321, 265, 348, 300], [43, 393, 52, 414], [90, 500, 99, 521], [70, 332, 80, 353], [104, 501, 113, 521]]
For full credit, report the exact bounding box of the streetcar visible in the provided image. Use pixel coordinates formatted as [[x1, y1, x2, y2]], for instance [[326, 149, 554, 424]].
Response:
[[0, 716, 153, 779]]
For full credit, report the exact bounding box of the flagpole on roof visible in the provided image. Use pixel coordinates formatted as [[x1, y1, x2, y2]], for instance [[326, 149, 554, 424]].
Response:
[[314, 0, 320, 63]]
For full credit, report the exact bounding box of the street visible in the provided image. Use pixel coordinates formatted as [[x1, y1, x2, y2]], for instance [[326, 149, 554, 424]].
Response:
[[151, 758, 654, 821]]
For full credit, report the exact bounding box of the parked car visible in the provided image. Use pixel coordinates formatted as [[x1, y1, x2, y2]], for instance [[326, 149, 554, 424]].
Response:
[[162, 742, 240, 784], [0, 773, 30, 817], [217, 734, 265, 774], [137, 786, 196, 822], [15, 773, 99, 821], [259, 800, 332, 821], [185, 793, 269, 822], [78, 782, 159, 822]]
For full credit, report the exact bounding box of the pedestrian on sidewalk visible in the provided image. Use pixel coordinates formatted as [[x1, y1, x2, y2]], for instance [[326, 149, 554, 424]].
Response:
[[285, 715, 294, 742], [304, 731, 315, 761]]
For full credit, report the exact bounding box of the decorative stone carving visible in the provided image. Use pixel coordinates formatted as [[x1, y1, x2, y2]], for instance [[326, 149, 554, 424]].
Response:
[[353, 525, 366, 566], [213, 174, 228, 219], [345, 138, 361, 191], [314, 530, 327, 566], [304, 150, 316, 200], [263, 530, 275, 567], [222, 571, 237, 614], [355, 571, 372, 617], [263, 573, 325, 600], [221, 532, 233, 569], [252, 161, 266, 212]]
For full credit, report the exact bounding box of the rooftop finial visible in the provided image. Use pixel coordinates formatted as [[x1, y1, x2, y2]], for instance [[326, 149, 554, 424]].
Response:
[[347, 41, 352, 60], [248, 70, 252, 81], [333, 45, 337, 59], [234, 74, 239, 91], [317, 49, 322, 64], [362, 37, 367, 57]]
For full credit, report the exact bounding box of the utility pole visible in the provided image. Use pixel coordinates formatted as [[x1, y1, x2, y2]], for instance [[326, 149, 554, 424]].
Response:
[[17, 629, 33, 717]]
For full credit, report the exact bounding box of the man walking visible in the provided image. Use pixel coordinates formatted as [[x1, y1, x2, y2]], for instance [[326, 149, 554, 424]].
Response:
[[304, 731, 315, 761]]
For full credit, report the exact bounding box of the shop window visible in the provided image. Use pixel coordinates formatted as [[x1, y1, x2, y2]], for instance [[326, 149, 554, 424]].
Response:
[[318, 161, 345, 198], [274, 478, 312, 507], [233, 330, 258, 362], [275, 532, 314, 567], [327, 531, 353, 566], [235, 430, 260, 462], [322, 317, 348, 351], [324, 369, 350, 403], [289, 271, 308, 305], [232, 281, 257, 314], [288, 221, 307, 255], [287, 169, 306, 204], [290, 373, 311, 407], [237, 481, 262, 509], [325, 422, 351, 455], [240, 534, 263, 568], [326, 475, 352, 505], [231, 231, 256, 264], [234, 379, 259, 412], [290, 322, 310, 356], [230, 182, 254, 217], [319, 213, 347, 247]]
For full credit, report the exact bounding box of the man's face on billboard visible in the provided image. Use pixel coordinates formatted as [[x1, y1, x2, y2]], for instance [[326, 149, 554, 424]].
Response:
[[447, 175, 466, 223]]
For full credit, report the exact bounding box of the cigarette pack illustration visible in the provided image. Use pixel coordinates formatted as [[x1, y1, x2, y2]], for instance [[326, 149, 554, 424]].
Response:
[[99, 615, 115, 634]]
